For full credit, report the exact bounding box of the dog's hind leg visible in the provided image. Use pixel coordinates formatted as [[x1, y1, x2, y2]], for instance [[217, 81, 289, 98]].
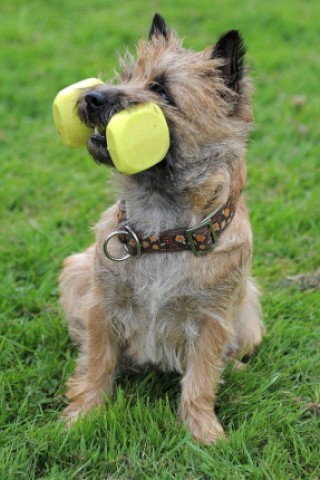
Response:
[[231, 277, 264, 360], [59, 245, 95, 344]]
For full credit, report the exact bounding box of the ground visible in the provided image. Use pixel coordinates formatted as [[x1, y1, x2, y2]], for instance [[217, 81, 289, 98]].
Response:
[[0, 0, 319, 478]]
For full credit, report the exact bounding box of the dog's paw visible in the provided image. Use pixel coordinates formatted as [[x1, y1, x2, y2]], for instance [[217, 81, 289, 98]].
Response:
[[61, 403, 83, 427], [186, 412, 225, 444], [61, 388, 105, 427]]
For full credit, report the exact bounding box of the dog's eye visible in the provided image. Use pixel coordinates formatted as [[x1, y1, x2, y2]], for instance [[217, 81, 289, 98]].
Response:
[[150, 83, 172, 103]]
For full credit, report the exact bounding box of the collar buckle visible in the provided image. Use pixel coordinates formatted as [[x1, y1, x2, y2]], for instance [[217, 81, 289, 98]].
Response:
[[186, 219, 218, 256]]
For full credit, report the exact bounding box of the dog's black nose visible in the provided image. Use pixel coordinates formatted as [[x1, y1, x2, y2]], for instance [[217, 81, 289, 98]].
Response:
[[85, 91, 107, 108]]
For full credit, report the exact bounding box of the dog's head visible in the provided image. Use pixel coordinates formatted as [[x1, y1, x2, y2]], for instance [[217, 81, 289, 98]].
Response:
[[78, 14, 252, 204]]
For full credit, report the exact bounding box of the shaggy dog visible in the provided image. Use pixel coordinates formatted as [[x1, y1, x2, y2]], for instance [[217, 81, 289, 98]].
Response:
[[59, 14, 264, 444]]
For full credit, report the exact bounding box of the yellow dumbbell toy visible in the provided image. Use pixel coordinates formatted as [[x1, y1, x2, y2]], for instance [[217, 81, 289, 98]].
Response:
[[53, 78, 103, 147], [53, 79, 170, 173], [106, 103, 170, 174]]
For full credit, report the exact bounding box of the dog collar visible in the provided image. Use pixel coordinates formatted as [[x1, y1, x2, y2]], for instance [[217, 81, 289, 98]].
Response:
[[103, 199, 236, 262]]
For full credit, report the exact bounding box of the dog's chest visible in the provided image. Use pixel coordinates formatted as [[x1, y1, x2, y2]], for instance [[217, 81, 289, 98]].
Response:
[[103, 254, 207, 372]]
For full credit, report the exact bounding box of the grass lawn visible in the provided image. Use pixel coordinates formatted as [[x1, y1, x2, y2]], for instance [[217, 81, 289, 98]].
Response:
[[1, 0, 319, 478]]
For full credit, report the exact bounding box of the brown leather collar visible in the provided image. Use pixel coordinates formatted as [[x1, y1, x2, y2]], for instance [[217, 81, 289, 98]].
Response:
[[103, 199, 236, 260]]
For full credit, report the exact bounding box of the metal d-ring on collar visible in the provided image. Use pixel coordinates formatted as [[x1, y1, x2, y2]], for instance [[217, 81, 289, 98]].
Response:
[[103, 225, 141, 262]]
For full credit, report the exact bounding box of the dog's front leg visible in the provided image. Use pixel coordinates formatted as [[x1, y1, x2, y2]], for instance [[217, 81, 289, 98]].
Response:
[[62, 296, 121, 424], [180, 314, 231, 444]]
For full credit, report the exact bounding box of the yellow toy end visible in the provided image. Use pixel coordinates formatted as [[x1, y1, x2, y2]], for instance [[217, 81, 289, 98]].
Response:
[[106, 103, 170, 174], [53, 78, 103, 147]]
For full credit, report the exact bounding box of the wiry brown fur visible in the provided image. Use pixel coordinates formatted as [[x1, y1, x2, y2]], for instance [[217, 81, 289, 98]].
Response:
[[59, 15, 264, 443]]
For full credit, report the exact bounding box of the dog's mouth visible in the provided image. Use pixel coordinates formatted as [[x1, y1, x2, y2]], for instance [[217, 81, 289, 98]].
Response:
[[79, 97, 171, 172], [77, 95, 126, 167], [88, 126, 113, 166]]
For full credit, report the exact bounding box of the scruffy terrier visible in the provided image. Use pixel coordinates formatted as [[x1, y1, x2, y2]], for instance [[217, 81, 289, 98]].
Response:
[[59, 14, 264, 444]]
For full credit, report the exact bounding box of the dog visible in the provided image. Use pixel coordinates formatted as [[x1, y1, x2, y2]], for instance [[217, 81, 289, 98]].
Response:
[[59, 13, 264, 444]]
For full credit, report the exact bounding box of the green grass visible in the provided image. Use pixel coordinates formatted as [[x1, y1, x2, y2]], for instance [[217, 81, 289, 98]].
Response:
[[1, 0, 319, 478]]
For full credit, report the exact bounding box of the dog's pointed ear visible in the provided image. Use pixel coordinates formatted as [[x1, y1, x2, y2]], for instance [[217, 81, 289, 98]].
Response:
[[149, 13, 169, 40], [212, 30, 246, 92]]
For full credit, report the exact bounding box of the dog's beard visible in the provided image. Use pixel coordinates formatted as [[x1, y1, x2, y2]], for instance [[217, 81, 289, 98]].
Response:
[[87, 128, 114, 166]]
